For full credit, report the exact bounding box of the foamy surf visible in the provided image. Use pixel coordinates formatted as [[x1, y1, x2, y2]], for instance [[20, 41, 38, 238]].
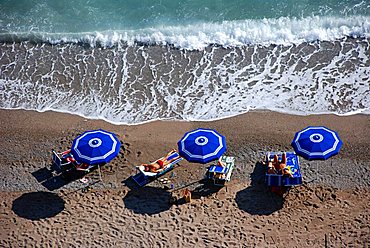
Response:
[[1, 37, 369, 125], [1, 15, 369, 50]]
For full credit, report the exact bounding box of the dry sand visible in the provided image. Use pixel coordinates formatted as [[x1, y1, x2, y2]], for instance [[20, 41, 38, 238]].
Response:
[[0, 109, 369, 247]]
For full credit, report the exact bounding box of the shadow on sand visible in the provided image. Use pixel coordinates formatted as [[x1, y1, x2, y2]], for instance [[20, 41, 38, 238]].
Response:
[[12, 191, 65, 220], [123, 186, 172, 215], [122, 176, 142, 191], [235, 162, 284, 215], [190, 180, 222, 199], [31, 164, 86, 191], [121, 174, 224, 214]]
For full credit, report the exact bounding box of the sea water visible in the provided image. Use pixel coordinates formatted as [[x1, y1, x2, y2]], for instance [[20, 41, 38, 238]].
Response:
[[0, 0, 369, 124]]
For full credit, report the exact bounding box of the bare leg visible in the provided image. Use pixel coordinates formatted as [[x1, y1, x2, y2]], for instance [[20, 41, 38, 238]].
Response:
[[282, 152, 287, 164]]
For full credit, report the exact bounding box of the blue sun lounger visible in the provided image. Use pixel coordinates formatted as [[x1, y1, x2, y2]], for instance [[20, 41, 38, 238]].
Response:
[[205, 156, 235, 186], [265, 152, 302, 187], [132, 150, 183, 187]]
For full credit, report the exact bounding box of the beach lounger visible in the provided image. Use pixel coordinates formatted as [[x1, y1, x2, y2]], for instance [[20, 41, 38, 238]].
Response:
[[205, 156, 235, 186], [265, 152, 302, 187], [132, 150, 183, 187]]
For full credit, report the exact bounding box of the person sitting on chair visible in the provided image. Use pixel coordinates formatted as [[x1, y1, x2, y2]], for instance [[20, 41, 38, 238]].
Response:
[[265, 153, 277, 174], [61, 149, 76, 164], [267, 160, 277, 174], [214, 172, 226, 179], [143, 149, 179, 173]]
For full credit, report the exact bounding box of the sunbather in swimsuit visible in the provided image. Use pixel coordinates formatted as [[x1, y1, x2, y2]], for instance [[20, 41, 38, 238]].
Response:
[[267, 161, 277, 174], [266, 153, 292, 177], [266, 153, 277, 174], [143, 149, 179, 173]]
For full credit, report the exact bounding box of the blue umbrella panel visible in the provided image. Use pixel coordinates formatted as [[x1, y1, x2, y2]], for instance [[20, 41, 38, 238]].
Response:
[[291, 126, 342, 160], [178, 128, 226, 164], [71, 129, 121, 165]]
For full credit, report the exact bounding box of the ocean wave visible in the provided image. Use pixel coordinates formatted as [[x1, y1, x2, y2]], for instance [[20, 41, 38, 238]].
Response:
[[1, 15, 369, 50]]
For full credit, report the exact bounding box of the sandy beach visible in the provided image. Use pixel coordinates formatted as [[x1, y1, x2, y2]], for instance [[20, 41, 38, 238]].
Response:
[[0, 109, 369, 247]]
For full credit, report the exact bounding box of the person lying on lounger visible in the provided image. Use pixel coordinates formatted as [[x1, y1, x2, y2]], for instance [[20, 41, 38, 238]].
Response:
[[142, 149, 179, 173]]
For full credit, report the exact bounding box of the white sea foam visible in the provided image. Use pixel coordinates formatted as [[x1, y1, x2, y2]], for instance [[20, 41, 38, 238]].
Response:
[[2, 15, 369, 50], [1, 36, 369, 125]]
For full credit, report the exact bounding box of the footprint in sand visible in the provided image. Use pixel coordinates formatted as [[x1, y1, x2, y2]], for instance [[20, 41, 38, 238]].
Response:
[[120, 142, 132, 155]]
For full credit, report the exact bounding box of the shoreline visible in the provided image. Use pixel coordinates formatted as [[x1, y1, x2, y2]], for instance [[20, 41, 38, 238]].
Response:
[[0, 108, 369, 246], [1, 106, 369, 126]]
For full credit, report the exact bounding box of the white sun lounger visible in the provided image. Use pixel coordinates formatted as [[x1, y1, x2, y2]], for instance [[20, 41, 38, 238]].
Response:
[[206, 156, 235, 186], [132, 150, 183, 187]]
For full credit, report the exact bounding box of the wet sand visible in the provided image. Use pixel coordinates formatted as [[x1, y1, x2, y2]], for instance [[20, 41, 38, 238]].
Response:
[[0, 109, 369, 247]]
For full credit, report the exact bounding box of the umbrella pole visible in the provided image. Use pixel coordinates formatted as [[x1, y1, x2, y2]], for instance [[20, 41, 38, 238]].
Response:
[[98, 164, 102, 182]]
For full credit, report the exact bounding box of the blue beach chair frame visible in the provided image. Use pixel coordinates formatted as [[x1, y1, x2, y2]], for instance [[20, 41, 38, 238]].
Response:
[[265, 151, 302, 187]]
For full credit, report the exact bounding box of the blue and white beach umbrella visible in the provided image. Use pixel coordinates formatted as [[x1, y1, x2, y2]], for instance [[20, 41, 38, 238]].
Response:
[[71, 129, 121, 164], [178, 128, 226, 164], [291, 126, 342, 160]]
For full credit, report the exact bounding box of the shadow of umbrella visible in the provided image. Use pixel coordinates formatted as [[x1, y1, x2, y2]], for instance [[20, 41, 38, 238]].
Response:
[[12, 192, 65, 220], [191, 181, 222, 199], [235, 162, 283, 215], [123, 186, 171, 215]]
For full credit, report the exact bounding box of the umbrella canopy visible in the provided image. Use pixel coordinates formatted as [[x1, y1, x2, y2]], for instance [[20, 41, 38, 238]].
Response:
[[71, 129, 121, 164], [291, 126, 342, 160], [178, 128, 226, 164]]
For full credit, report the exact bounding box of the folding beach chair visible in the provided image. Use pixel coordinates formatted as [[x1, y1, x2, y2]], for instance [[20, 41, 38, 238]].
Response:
[[52, 149, 104, 183], [206, 156, 235, 186], [52, 150, 75, 171]]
